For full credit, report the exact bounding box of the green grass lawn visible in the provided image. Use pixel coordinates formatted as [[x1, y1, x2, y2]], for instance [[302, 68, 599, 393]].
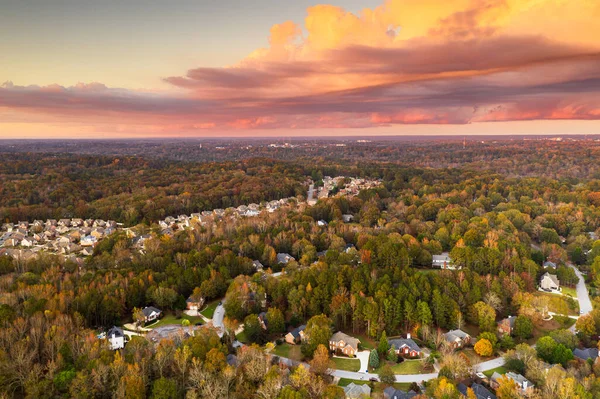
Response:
[[272, 343, 304, 361], [552, 315, 576, 329], [373, 360, 423, 375], [348, 331, 376, 350], [562, 286, 577, 298], [200, 300, 220, 319], [148, 313, 203, 329], [236, 330, 249, 344], [483, 366, 507, 378], [332, 357, 361, 372]]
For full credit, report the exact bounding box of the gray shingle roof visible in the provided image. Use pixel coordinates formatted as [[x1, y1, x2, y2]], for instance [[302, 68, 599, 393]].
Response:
[[573, 347, 599, 360], [330, 331, 360, 351], [457, 383, 496, 399], [344, 383, 371, 398], [388, 338, 421, 353]]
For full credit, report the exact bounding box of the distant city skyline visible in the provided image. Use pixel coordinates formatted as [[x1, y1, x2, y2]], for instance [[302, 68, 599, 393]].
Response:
[[1, 0, 599, 138]]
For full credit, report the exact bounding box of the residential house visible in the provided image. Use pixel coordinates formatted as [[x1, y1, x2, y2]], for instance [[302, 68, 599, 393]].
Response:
[[58, 219, 71, 227], [226, 354, 238, 367], [444, 329, 472, 349], [277, 253, 295, 264], [543, 261, 557, 268], [317, 220, 328, 227], [329, 331, 360, 357], [21, 237, 35, 247], [142, 306, 162, 323], [573, 347, 599, 362], [342, 214, 354, 223], [491, 372, 534, 394], [82, 247, 94, 256], [80, 235, 97, 247], [252, 260, 264, 271], [432, 253, 455, 269], [285, 325, 306, 345], [258, 312, 268, 330], [540, 272, 560, 291], [343, 383, 371, 399], [383, 387, 418, 399], [107, 326, 126, 350], [498, 316, 517, 335], [457, 383, 496, 399], [388, 334, 422, 358], [186, 295, 204, 311]]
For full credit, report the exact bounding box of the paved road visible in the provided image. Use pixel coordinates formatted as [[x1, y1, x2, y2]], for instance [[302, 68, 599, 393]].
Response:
[[212, 303, 225, 337], [474, 357, 505, 373], [274, 353, 503, 383], [569, 263, 592, 315]]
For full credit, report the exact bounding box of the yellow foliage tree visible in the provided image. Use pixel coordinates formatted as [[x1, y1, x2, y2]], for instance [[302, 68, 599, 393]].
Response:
[[474, 338, 493, 357]]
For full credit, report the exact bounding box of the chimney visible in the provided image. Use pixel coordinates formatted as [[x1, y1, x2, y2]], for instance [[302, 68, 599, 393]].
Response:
[[522, 381, 528, 390], [406, 333, 411, 339]]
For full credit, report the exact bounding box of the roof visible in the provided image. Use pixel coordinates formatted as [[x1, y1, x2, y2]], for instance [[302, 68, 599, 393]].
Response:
[[444, 329, 470, 342], [383, 386, 418, 399], [107, 326, 124, 338], [543, 261, 557, 268], [289, 325, 306, 339], [343, 383, 371, 398], [574, 347, 599, 360], [541, 272, 560, 286], [142, 306, 161, 317], [457, 383, 496, 399], [432, 253, 451, 262], [492, 372, 533, 388], [226, 354, 238, 366], [500, 316, 517, 328], [388, 338, 421, 353], [276, 253, 294, 264], [330, 331, 360, 351]]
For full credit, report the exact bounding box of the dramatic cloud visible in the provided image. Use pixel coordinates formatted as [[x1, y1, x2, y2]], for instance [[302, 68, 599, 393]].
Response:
[[2, 0, 600, 135]]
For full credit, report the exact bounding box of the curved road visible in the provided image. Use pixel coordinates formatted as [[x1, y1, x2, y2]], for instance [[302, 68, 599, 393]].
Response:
[[569, 263, 593, 315]]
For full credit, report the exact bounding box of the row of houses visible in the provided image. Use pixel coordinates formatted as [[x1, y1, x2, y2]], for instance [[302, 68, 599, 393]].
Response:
[[0, 218, 118, 259]]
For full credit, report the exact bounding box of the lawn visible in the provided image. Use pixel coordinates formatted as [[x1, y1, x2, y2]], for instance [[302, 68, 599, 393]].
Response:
[[460, 348, 489, 365], [373, 360, 424, 375], [483, 366, 507, 378], [332, 357, 361, 372], [148, 313, 203, 329], [236, 330, 249, 344], [346, 331, 376, 350], [562, 286, 577, 298], [200, 300, 220, 319], [272, 343, 304, 361]]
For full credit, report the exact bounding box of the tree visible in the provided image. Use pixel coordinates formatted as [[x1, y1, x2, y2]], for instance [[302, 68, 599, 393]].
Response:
[[378, 364, 395, 385], [387, 346, 398, 362], [378, 331, 389, 357], [513, 315, 533, 340], [417, 301, 433, 326], [369, 349, 380, 369], [132, 307, 145, 329], [266, 308, 285, 335], [474, 339, 493, 357], [536, 336, 557, 363], [496, 375, 520, 399], [302, 314, 332, 358], [576, 314, 596, 337], [551, 344, 573, 366], [472, 302, 496, 333], [150, 377, 177, 399], [309, 345, 333, 377], [243, 314, 266, 345]]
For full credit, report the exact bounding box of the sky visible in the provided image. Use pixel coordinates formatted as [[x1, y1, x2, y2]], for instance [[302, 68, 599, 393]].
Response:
[[1, 0, 599, 138]]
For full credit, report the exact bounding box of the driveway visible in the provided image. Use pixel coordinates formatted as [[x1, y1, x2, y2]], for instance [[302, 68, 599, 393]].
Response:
[[212, 303, 225, 337], [570, 263, 592, 315], [474, 357, 505, 373], [356, 351, 370, 373]]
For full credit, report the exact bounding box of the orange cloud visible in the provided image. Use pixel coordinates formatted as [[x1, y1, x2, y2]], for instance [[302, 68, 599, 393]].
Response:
[[2, 0, 600, 136]]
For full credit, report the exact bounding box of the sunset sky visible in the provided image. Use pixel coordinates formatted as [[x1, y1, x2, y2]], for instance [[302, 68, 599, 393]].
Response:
[[1, 0, 599, 138]]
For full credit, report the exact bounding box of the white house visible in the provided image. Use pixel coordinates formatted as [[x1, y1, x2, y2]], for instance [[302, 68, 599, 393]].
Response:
[[107, 326, 126, 350], [142, 306, 162, 323], [432, 253, 456, 269], [540, 272, 560, 291]]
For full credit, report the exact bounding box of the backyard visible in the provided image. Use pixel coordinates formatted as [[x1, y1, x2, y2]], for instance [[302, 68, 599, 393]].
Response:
[[272, 343, 304, 362], [483, 366, 507, 378], [147, 313, 203, 329]]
